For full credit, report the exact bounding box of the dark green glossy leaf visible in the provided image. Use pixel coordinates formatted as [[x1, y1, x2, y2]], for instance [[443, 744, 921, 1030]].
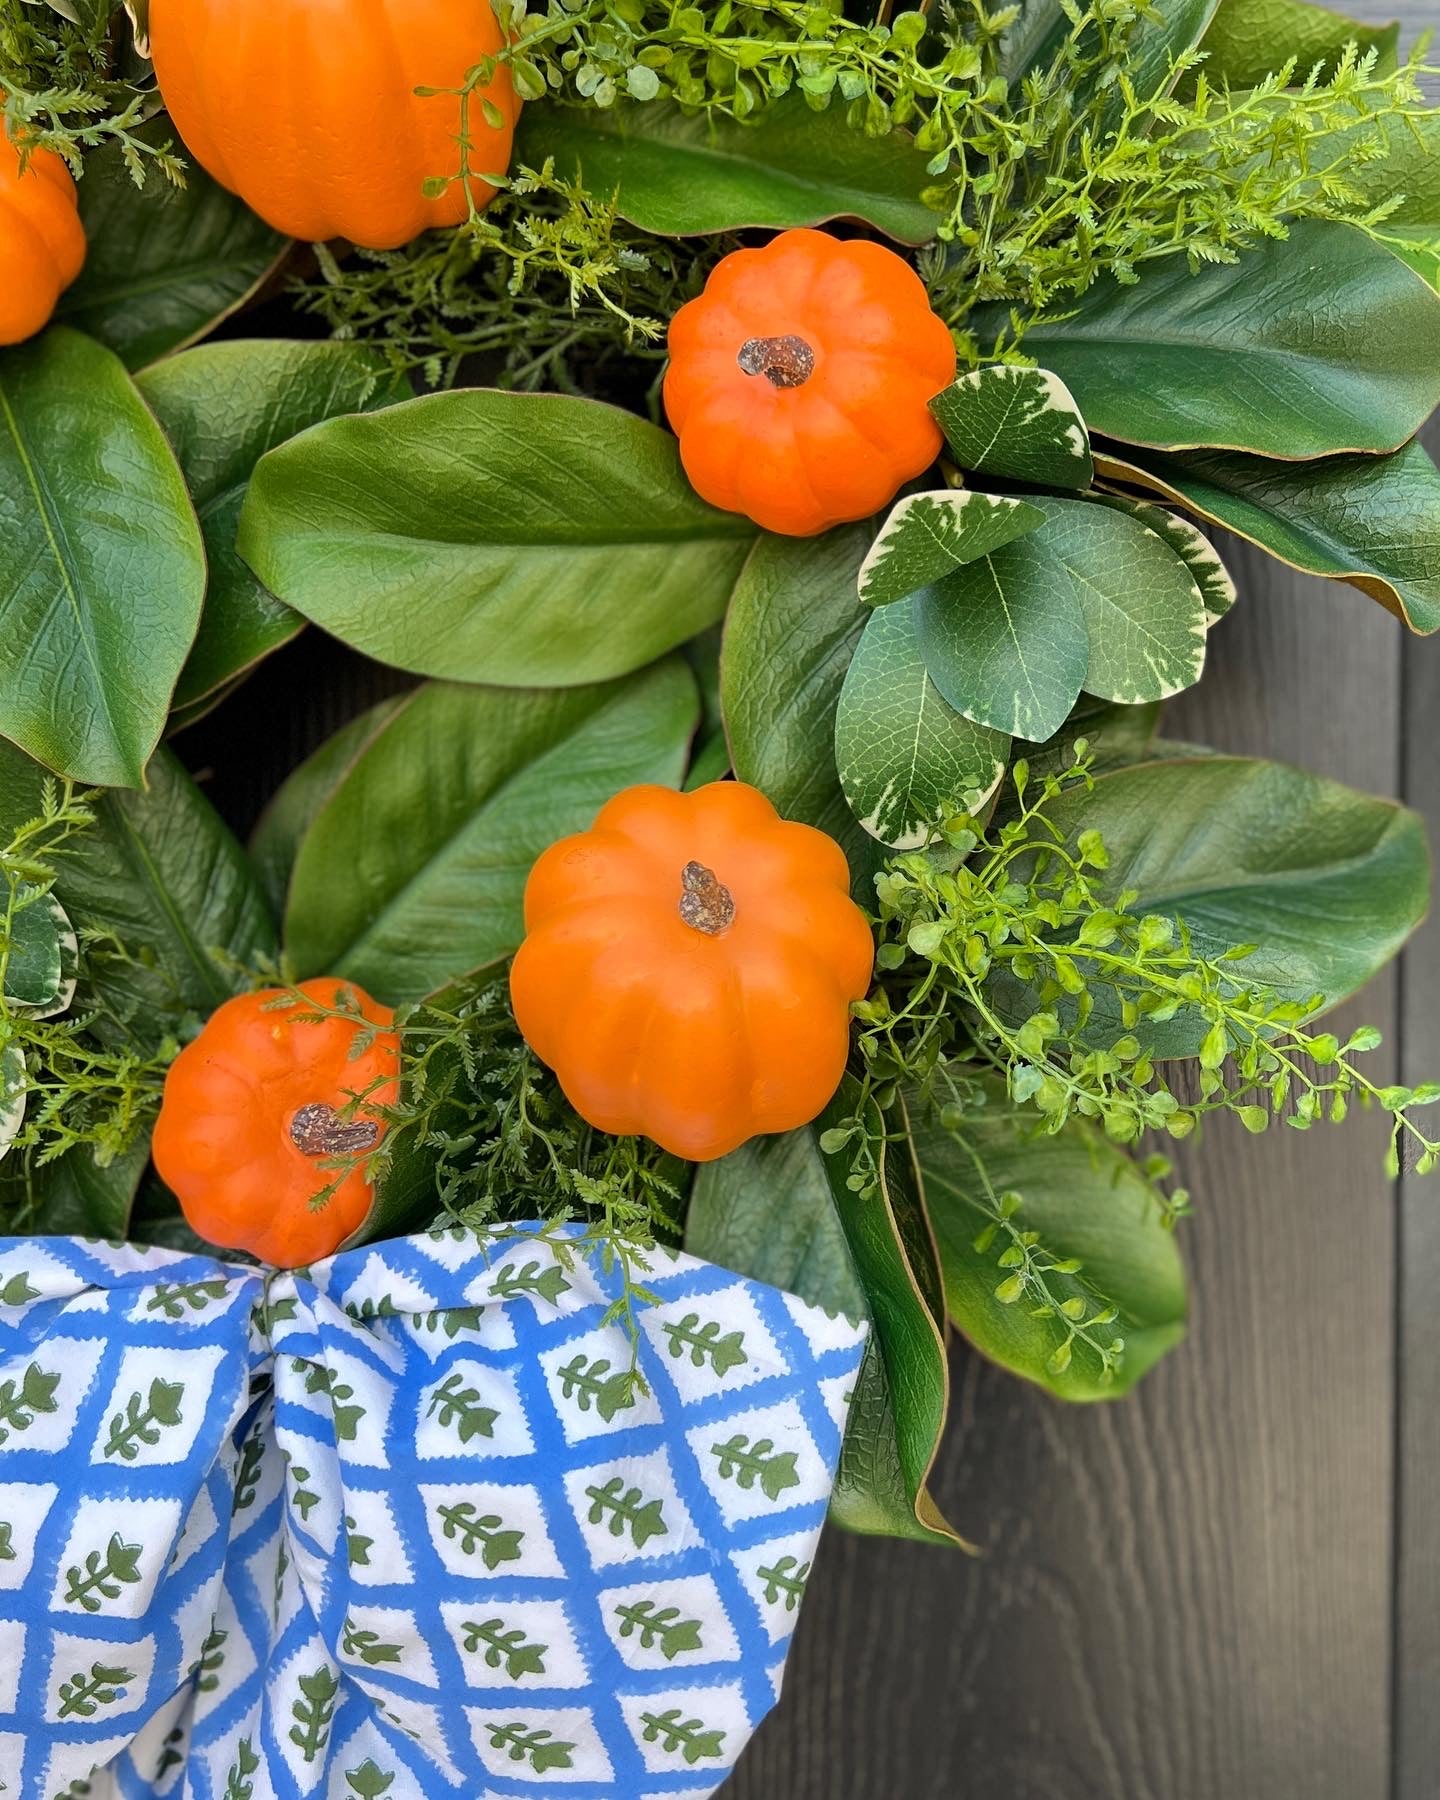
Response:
[[516, 94, 938, 242], [283, 661, 699, 1004], [1095, 439, 1440, 634], [836, 597, 1008, 849], [908, 1090, 1187, 1400], [998, 220, 1440, 457], [0, 1138, 147, 1239], [249, 696, 409, 920], [1004, 0, 1218, 116], [55, 120, 287, 369], [721, 527, 884, 897], [0, 739, 276, 1032], [0, 329, 205, 787], [238, 389, 756, 687], [1196, 0, 1398, 88], [138, 341, 412, 709], [1022, 695, 1162, 789], [1033, 755, 1429, 1054], [815, 1081, 968, 1547], [930, 366, 1093, 490]]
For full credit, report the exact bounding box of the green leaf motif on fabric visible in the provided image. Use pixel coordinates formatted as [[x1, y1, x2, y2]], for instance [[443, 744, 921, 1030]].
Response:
[[57, 1661, 135, 1721], [757, 1553, 811, 1611], [931, 366, 1094, 489], [584, 1476, 668, 1549], [63, 1533, 143, 1612], [0, 1360, 59, 1444], [639, 1709, 727, 1765], [462, 1618, 549, 1681], [289, 1665, 340, 1763], [660, 1313, 748, 1376], [104, 1376, 185, 1461], [615, 1600, 705, 1661], [486, 1723, 576, 1774], [709, 1433, 801, 1501], [557, 1355, 639, 1423], [437, 1501, 525, 1570], [427, 1371, 500, 1444]]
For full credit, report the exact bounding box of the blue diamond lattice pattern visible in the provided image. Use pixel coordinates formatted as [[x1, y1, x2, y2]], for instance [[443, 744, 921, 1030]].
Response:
[[0, 1223, 866, 1799]]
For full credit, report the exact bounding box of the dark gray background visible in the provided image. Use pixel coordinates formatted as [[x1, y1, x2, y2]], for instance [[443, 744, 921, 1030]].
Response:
[[183, 6, 1438, 1790]]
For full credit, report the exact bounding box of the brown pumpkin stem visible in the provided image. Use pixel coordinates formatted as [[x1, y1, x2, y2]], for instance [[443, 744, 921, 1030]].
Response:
[[678, 861, 736, 936], [737, 334, 815, 389], [290, 1102, 379, 1158]]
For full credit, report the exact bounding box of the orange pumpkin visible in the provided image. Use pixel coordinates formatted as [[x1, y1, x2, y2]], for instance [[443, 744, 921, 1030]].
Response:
[[152, 980, 401, 1268], [663, 228, 956, 537], [510, 781, 875, 1162], [0, 130, 86, 345], [148, 0, 518, 250]]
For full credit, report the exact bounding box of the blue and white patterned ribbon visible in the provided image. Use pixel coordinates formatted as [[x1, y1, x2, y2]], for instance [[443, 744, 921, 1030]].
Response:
[[0, 1224, 866, 1799]]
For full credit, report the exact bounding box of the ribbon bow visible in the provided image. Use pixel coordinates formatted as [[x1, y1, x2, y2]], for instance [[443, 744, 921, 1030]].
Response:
[[0, 1225, 865, 1799]]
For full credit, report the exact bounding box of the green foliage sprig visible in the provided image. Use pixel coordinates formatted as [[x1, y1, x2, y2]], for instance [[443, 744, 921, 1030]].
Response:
[[1, 2, 179, 183], [266, 976, 683, 1346], [836, 747, 1439, 1194], [0, 780, 174, 1229], [298, 163, 725, 392]]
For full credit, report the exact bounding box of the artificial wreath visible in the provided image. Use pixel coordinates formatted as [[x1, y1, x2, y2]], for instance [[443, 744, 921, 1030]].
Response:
[[0, 0, 1438, 1790]]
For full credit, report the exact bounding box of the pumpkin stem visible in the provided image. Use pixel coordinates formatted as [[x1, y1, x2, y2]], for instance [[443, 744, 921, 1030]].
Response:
[[737, 334, 815, 389], [290, 1102, 379, 1158], [678, 861, 736, 936]]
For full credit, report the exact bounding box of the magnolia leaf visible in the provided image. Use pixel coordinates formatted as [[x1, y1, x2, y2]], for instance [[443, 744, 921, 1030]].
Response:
[[516, 94, 938, 243], [2, 888, 77, 1018], [1024, 695, 1163, 787], [817, 1081, 970, 1548], [55, 120, 287, 370], [1026, 498, 1208, 704], [836, 598, 1009, 849], [0, 1137, 147, 1239], [721, 527, 884, 896], [249, 696, 409, 920], [1004, 0, 1218, 116], [1196, 0, 1398, 88], [1302, 110, 1440, 290], [1022, 755, 1429, 1055], [930, 366, 1094, 490], [0, 329, 205, 788], [1086, 492, 1236, 621], [0, 739, 276, 1032], [858, 489, 1045, 608], [283, 661, 699, 1003], [1095, 440, 1440, 635], [139, 342, 412, 710], [907, 1087, 1187, 1401], [994, 219, 1440, 458], [238, 390, 756, 687], [913, 533, 1090, 743], [0, 1046, 24, 1163]]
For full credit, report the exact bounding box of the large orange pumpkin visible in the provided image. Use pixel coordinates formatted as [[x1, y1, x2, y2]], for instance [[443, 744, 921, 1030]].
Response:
[[148, 0, 519, 249], [510, 781, 875, 1162], [0, 130, 86, 345], [664, 228, 956, 536], [152, 980, 401, 1268]]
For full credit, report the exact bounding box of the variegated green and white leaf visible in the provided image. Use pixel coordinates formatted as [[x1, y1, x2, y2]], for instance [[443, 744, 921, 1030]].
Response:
[[858, 490, 1045, 608], [1087, 491, 1236, 621], [930, 365, 1094, 491], [0, 1045, 25, 1162], [1028, 499, 1209, 706], [914, 534, 1089, 743], [3, 889, 77, 1018], [836, 598, 1010, 848]]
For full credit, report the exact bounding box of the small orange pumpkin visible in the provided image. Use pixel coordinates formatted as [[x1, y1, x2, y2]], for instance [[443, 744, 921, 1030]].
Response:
[[0, 130, 86, 345], [663, 228, 956, 537], [148, 0, 518, 250], [510, 781, 875, 1162], [152, 980, 401, 1268]]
